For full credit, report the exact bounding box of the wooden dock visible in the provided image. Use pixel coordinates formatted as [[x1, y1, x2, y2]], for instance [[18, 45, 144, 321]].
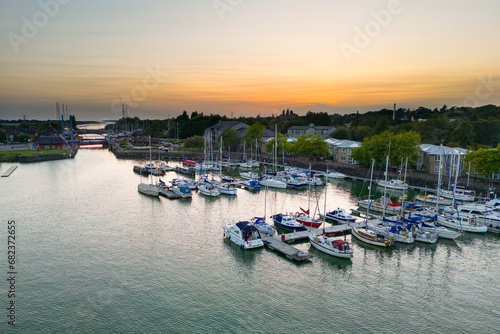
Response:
[[261, 236, 313, 262], [260, 222, 366, 262], [1, 166, 18, 177]]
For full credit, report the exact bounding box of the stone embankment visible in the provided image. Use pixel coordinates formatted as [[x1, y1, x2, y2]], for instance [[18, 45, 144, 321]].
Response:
[[17, 145, 79, 163]]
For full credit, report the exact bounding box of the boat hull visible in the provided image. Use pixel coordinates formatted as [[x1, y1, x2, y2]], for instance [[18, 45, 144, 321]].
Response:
[[308, 234, 353, 258], [351, 227, 394, 247]]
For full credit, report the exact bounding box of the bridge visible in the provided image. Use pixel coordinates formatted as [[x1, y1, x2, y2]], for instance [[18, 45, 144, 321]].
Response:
[[71, 137, 109, 147]]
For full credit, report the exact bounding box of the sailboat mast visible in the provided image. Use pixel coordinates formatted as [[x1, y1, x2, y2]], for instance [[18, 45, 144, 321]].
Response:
[[367, 159, 375, 218], [400, 157, 408, 216]]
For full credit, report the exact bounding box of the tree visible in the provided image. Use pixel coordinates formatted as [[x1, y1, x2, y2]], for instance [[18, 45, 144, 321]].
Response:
[[351, 130, 421, 167], [183, 135, 204, 149], [290, 134, 330, 157], [473, 119, 500, 147], [448, 120, 475, 147], [265, 133, 292, 154], [218, 128, 240, 151], [148, 120, 164, 138], [351, 126, 373, 141], [242, 122, 265, 148], [464, 145, 500, 178], [330, 126, 351, 140]]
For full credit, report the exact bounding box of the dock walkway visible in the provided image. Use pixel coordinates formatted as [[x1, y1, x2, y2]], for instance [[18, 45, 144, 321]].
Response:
[[261, 236, 313, 262], [1, 166, 18, 177]]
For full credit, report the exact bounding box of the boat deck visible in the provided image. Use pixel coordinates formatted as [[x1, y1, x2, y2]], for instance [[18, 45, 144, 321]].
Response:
[[1, 166, 18, 177], [278, 222, 365, 242]]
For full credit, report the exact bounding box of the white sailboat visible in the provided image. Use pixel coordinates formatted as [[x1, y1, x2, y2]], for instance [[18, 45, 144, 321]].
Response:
[[308, 179, 354, 258], [138, 136, 160, 197]]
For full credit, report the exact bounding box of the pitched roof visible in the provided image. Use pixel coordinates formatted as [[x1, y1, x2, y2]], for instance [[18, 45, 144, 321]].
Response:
[[207, 121, 247, 132], [420, 144, 466, 156], [36, 126, 69, 145]]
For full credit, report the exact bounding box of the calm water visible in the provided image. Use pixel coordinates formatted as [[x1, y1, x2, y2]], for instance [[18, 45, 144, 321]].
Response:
[[1, 149, 499, 333]]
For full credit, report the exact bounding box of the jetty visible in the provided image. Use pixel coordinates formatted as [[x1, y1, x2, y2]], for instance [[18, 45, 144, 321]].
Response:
[[261, 236, 313, 262], [1, 166, 18, 177], [261, 222, 365, 261]]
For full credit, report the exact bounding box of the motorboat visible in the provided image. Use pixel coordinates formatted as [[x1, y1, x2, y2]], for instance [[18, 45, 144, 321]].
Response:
[[198, 184, 221, 197], [325, 208, 356, 223], [171, 185, 193, 198], [251, 217, 275, 236], [222, 221, 264, 249], [444, 204, 500, 233], [351, 226, 394, 247], [171, 178, 197, 190], [437, 213, 487, 233], [440, 186, 475, 202], [308, 230, 353, 258], [240, 171, 259, 180], [243, 180, 261, 191], [377, 179, 408, 191], [216, 182, 238, 196], [271, 213, 306, 231], [325, 170, 346, 179]]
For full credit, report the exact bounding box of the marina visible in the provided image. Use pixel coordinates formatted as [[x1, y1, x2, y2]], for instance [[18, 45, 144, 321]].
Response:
[[1, 148, 499, 333]]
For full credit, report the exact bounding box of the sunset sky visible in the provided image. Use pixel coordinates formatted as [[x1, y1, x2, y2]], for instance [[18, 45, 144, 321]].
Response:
[[1, 0, 499, 121]]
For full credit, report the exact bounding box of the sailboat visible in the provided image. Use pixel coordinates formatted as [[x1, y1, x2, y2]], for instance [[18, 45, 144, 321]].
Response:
[[295, 167, 322, 228], [138, 136, 160, 197], [351, 159, 394, 248], [251, 176, 275, 236], [308, 180, 354, 258]]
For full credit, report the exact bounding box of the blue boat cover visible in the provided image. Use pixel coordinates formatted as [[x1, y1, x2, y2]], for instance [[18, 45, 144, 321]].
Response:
[[236, 221, 258, 232]]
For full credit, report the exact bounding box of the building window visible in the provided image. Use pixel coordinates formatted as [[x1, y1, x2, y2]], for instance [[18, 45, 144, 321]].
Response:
[[52, 145, 55, 149], [433, 166, 440, 173], [341, 156, 345, 161], [341, 148, 346, 153], [434, 155, 440, 161], [45, 145, 49, 149]]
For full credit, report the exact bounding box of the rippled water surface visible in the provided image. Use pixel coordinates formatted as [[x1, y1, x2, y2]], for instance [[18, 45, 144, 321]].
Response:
[[1, 149, 499, 333]]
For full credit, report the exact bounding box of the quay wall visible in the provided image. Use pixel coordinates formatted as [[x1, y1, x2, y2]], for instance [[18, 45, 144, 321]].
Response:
[[17, 145, 79, 163]]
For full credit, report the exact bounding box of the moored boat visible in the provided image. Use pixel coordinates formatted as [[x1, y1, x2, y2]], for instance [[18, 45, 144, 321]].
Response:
[[325, 208, 356, 223], [351, 226, 394, 248], [308, 230, 353, 258], [223, 221, 264, 249], [271, 213, 306, 231]]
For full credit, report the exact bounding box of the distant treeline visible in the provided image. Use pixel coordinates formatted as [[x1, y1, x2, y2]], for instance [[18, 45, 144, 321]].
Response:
[[109, 105, 500, 149]]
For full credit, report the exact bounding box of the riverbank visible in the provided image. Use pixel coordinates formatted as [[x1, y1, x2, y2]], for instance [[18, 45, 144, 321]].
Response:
[[0, 145, 78, 162]]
